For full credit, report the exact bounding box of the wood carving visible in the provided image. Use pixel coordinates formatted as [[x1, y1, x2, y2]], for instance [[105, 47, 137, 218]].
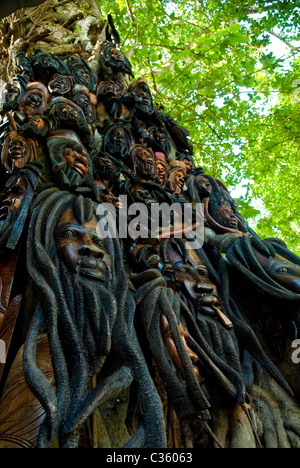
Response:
[[0, 3, 299, 449]]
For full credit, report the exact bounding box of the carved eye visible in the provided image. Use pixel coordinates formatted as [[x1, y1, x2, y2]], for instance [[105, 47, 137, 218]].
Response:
[[277, 267, 289, 273], [179, 266, 190, 273], [196, 267, 209, 277], [62, 230, 77, 238], [93, 238, 104, 248]]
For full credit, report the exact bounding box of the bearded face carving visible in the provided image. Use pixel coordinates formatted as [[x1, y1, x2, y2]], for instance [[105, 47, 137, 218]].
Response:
[[129, 145, 157, 180], [55, 206, 112, 282], [47, 130, 92, 188]]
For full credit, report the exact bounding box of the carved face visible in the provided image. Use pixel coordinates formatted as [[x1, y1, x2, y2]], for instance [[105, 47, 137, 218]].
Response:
[[134, 86, 151, 108], [73, 92, 91, 118], [167, 244, 221, 314], [130, 185, 155, 205], [110, 47, 126, 63], [154, 130, 166, 146], [30, 117, 46, 132], [110, 127, 126, 151], [253, 248, 300, 294], [2, 79, 21, 106], [6, 135, 31, 171], [63, 147, 89, 178], [169, 169, 185, 195], [0, 178, 27, 221], [133, 147, 156, 179], [156, 161, 167, 186], [49, 74, 73, 95], [55, 206, 112, 282], [72, 67, 91, 88], [195, 175, 212, 198], [97, 80, 126, 99], [19, 92, 43, 120], [218, 203, 239, 229], [183, 158, 194, 174]]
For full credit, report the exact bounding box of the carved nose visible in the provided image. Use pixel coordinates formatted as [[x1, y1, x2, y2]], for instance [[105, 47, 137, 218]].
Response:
[[194, 283, 214, 294], [79, 245, 104, 259]]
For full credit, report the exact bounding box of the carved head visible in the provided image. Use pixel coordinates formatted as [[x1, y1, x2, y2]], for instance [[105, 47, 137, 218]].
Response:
[[102, 122, 132, 159], [0, 177, 27, 222], [195, 175, 212, 198], [253, 248, 300, 295], [69, 57, 97, 92], [96, 80, 126, 100], [55, 204, 112, 283], [47, 130, 92, 188], [1, 78, 22, 109], [18, 82, 49, 121], [168, 160, 187, 195], [129, 144, 157, 180], [127, 78, 154, 114], [155, 152, 168, 187], [100, 42, 134, 78], [166, 242, 222, 317], [71, 84, 91, 119], [48, 74, 75, 96], [1, 131, 38, 172]]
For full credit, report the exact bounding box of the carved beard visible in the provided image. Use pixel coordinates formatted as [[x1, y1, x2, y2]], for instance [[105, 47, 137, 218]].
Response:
[[59, 262, 117, 375], [62, 165, 87, 187], [135, 158, 156, 180]]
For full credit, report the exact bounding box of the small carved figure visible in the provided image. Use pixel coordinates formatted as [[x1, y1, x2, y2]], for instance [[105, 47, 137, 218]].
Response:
[[0, 77, 28, 115], [99, 16, 134, 80], [1, 131, 38, 172], [127, 78, 155, 118]]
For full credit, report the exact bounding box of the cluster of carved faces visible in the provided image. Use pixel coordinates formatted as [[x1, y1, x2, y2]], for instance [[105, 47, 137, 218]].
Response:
[[1, 47, 299, 314]]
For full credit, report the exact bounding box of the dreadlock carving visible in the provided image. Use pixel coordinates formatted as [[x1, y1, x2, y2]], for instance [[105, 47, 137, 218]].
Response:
[[22, 189, 166, 448]]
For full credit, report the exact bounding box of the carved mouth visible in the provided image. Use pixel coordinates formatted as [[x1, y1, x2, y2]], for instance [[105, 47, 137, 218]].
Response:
[[198, 294, 221, 315], [72, 163, 88, 177], [78, 258, 108, 281]]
